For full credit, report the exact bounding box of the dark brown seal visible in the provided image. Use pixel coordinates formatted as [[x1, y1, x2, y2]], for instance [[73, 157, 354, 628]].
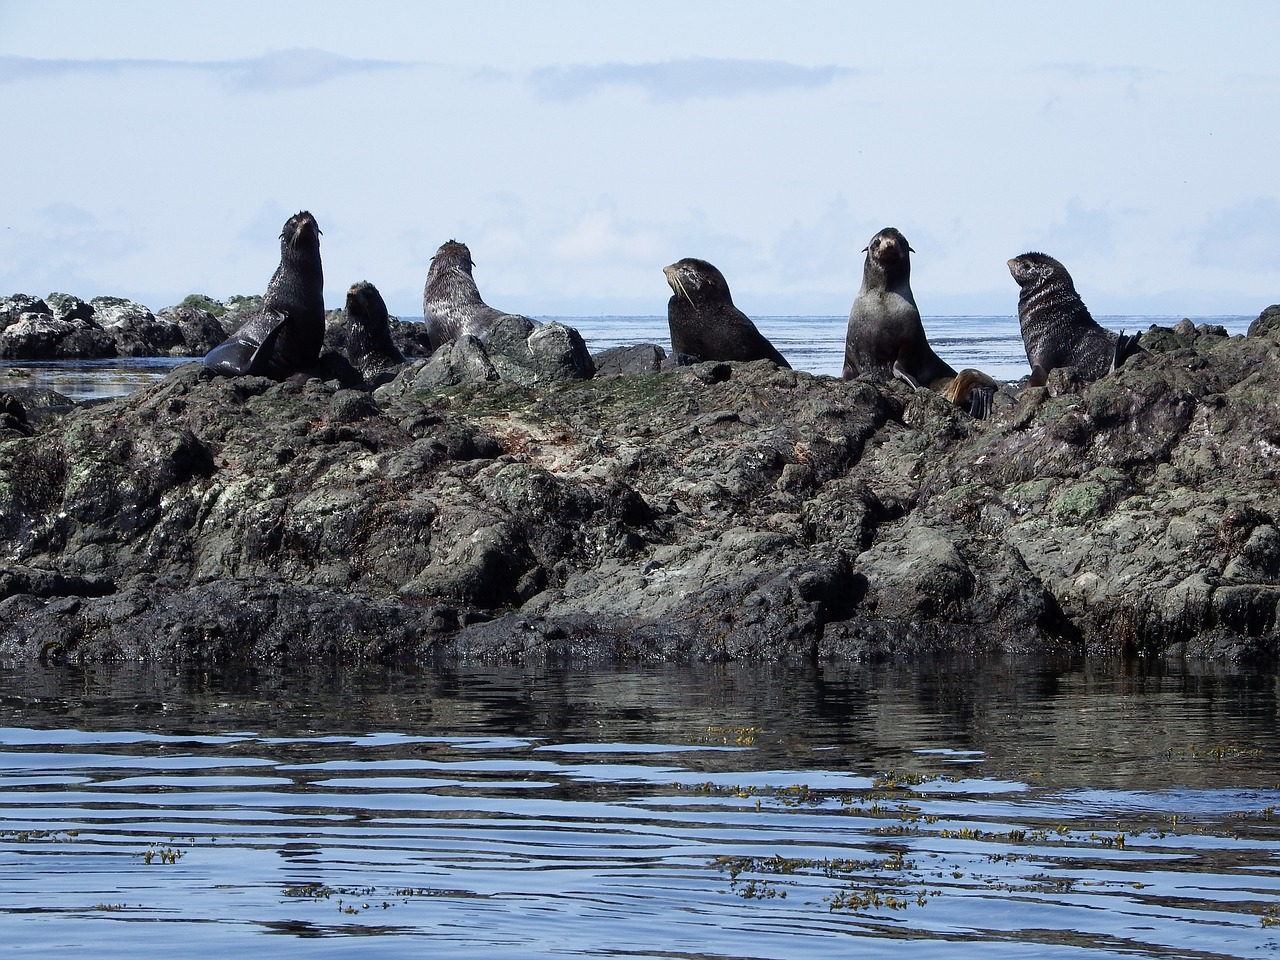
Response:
[[343, 281, 405, 377], [203, 211, 325, 379], [662, 258, 790, 367], [1007, 252, 1143, 386], [844, 227, 995, 417], [422, 240, 533, 351]]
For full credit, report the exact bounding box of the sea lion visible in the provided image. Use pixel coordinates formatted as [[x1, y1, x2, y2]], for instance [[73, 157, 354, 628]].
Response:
[[343, 281, 405, 378], [203, 211, 325, 379], [1007, 252, 1143, 387], [422, 240, 533, 351], [843, 227, 996, 417], [662, 258, 790, 367]]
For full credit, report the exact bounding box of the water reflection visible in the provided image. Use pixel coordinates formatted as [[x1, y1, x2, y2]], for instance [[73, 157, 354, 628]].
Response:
[[0, 357, 191, 401], [1, 659, 1279, 957]]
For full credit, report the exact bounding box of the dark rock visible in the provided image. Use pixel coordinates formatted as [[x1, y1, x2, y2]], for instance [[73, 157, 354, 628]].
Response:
[[156, 304, 231, 355], [2, 323, 1280, 666], [388, 317, 435, 358], [593, 343, 667, 376], [0, 310, 117, 360], [45, 292, 94, 323], [92, 296, 186, 357], [1248, 304, 1280, 338], [0, 392, 31, 437], [0, 294, 51, 330]]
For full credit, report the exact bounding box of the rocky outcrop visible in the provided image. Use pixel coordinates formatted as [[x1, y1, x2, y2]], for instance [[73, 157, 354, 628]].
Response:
[[0, 293, 232, 359], [0, 313, 1277, 666]]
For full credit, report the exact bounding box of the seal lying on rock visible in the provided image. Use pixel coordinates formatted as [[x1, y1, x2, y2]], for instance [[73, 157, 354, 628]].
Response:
[[203, 211, 325, 379], [1007, 252, 1144, 387], [662, 258, 790, 367], [843, 227, 996, 418], [422, 240, 535, 351], [342, 281, 405, 378]]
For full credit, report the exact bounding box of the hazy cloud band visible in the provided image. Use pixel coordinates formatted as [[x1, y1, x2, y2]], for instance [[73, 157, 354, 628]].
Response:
[[0, 49, 410, 92], [528, 57, 855, 102]]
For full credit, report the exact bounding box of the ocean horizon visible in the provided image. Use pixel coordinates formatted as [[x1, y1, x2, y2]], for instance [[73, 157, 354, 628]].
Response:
[[532, 313, 1256, 382]]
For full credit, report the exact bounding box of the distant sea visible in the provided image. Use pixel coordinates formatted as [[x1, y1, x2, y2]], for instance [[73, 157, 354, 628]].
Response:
[[0, 314, 1256, 402], [565, 313, 1255, 381]]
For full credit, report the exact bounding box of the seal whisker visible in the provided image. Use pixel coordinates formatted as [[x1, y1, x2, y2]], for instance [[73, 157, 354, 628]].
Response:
[[672, 274, 695, 309]]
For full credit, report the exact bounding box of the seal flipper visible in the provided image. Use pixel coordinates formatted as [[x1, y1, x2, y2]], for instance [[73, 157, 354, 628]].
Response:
[[968, 385, 995, 420], [891, 359, 923, 390], [1027, 364, 1050, 388], [202, 311, 288, 376], [1111, 329, 1142, 373]]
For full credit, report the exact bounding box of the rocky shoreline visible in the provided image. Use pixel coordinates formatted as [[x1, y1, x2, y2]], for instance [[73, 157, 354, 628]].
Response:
[[2, 299, 1279, 667], [0, 292, 435, 362]]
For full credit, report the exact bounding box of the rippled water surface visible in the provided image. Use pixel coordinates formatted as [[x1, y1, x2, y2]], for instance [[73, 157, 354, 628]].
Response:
[[2, 660, 1279, 958]]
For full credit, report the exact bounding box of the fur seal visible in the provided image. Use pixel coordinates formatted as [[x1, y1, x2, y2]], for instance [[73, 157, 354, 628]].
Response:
[[1007, 252, 1143, 386], [343, 281, 405, 377], [422, 240, 533, 351], [203, 211, 325, 379], [843, 227, 996, 417], [662, 258, 790, 367]]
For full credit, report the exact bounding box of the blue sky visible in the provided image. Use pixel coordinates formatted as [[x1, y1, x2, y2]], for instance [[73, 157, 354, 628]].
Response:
[[1, 0, 1277, 320]]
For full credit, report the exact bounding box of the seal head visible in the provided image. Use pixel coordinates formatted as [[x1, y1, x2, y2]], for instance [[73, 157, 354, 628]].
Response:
[[1008, 252, 1143, 386], [203, 210, 325, 379], [662, 258, 790, 367]]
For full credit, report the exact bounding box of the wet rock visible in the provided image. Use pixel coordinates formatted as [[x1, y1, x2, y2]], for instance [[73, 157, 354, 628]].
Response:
[[0, 392, 31, 437], [1, 316, 1279, 665]]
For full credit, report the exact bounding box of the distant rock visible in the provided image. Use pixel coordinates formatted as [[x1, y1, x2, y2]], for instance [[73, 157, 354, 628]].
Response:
[[0, 295, 117, 359]]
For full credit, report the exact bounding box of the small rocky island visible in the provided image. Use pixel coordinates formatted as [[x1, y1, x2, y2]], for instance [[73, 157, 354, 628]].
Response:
[[2, 295, 1279, 666]]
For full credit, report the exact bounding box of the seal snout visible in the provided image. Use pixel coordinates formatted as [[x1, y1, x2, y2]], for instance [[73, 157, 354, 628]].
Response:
[[282, 211, 320, 248], [868, 228, 912, 266]]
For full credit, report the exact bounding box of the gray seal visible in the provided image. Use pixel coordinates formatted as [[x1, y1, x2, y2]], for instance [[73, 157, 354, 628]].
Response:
[[203, 211, 325, 379], [343, 281, 405, 378], [422, 240, 533, 351], [1008, 252, 1143, 386], [662, 258, 790, 367], [844, 227, 995, 417]]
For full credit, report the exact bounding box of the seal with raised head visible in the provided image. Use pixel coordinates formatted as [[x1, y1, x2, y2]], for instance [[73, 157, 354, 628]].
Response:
[[343, 280, 405, 378], [662, 258, 790, 367], [1007, 252, 1143, 386], [843, 227, 996, 417], [422, 240, 532, 351], [203, 210, 325, 379]]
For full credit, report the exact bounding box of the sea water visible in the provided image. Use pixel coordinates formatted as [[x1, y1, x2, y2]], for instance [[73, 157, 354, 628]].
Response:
[[1, 660, 1279, 958]]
